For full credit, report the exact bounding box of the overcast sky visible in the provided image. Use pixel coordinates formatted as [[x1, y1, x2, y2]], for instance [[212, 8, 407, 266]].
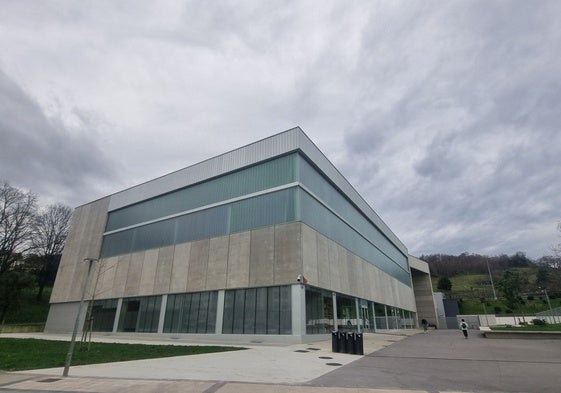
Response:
[[1, 1, 560, 259]]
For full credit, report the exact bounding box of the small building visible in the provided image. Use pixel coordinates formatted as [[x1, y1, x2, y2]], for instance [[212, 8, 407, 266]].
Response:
[[46, 127, 436, 342]]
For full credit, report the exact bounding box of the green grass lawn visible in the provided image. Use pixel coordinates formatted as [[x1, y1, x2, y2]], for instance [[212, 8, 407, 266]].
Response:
[[0, 338, 245, 371], [490, 323, 561, 331]]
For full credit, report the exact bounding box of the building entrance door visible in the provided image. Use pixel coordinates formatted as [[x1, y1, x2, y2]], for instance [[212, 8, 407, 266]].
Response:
[[361, 306, 371, 332]]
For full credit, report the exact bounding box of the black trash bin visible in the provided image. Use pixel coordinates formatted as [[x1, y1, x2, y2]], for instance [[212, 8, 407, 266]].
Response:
[[331, 331, 340, 353], [340, 331, 349, 353], [348, 332, 357, 354], [356, 333, 364, 355]]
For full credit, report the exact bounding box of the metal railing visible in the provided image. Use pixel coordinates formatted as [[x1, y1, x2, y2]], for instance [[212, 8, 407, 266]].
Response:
[[536, 307, 561, 324]]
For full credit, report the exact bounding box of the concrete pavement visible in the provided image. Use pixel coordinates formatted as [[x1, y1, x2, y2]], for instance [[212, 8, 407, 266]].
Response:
[[312, 329, 561, 393], [2, 329, 561, 393]]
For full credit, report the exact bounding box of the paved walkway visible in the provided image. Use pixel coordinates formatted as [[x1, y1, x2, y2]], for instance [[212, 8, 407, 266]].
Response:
[[1, 329, 561, 392]]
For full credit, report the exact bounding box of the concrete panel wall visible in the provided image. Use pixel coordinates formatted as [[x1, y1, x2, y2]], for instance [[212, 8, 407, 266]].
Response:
[[187, 240, 210, 292], [112, 254, 130, 298], [124, 251, 144, 297], [206, 236, 229, 290], [50, 197, 110, 303], [154, 246, 174, 294], [170, 242, 190, 293], [316, 234, 330, 288], [302, 225, 319, 285], [249, 226, 275, 286], [226, 232, 250, 288], [410, 256, 437, 326], [51, 221, 414, 317], [138, 249, 158, 296], [274, 222, 302, 285], [44, 302, 81, 333], [301, 224, 416, 311], [96, 256, 118, 300], [328, 242, 340, 293]]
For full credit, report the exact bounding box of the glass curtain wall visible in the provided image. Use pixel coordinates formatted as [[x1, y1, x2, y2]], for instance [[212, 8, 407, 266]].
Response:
[[163, 291, 218, 334], [91, 299, 118, 332], [100, 152, 411, 286], [336, 294, 357, 332], [106, 154, 297, 231], [374, 303, 387, 329], [118, 296, 161, 333], [305, 288, 334, 334], [222, 286, 291, 335], [361, 300, 375, 332], [101, 188, 297, 258]]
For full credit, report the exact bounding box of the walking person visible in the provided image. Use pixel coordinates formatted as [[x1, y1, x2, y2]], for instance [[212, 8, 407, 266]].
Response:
[[460, 318, 469, 339], [421, 318, 428, 333]]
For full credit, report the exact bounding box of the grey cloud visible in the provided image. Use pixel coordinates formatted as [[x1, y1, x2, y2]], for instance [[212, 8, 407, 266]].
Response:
[[0, 69, 119, 207], [1, 1, 560, 259], [338, 1, 561, 257], [414, 131, 467, 181]]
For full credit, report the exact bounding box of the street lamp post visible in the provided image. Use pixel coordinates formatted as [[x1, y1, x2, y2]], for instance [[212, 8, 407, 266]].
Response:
[[62, 258, 97, 377], [538, 287, 557, 324], [543, 288, 552, 311], [486, 259, 497, 300]]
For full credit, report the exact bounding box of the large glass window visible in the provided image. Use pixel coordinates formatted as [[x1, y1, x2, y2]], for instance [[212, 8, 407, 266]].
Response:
[[90, 299, 118, 332], [118, 296, 161, 333], [100, 152, 411, 286], [336, 294, 357, 332], [299, 189, 411, 284], [374, 303, 387, 329], [101, 188, 297, 259], [222, 286, 292, 335], [163, 291, 218, 333], [305, 288, 334, 334], [106, 154, 297, 231], [298, 156, 408, 271]]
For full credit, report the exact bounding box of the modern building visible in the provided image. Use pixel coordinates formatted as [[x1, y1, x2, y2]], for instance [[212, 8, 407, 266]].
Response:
[[45, 127, 437, 343]]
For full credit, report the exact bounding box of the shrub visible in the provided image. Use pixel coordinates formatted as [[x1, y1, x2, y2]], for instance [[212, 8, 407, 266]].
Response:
[[527, 295, 534, 301], [494, 306, 502, 314], [532, 319, 546, 325]]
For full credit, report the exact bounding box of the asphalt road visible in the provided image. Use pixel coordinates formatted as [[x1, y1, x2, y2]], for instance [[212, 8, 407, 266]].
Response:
[[309, 329, 561, 393]]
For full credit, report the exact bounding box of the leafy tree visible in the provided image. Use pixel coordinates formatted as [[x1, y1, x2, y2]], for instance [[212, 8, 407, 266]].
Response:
[[536, 255, 561, 269], [30, 204, 72, 300], [0, 181, 37, 276], [507, 251, 532, 267], [437, 276, 452, 291], [0, 270, 35, 324], [498, 269, 524, 311], [536, 266, 550, 288]]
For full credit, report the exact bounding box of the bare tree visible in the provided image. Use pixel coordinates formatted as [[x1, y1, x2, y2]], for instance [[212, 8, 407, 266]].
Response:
[[0, 181, 37, 275], [30, 203, 73, 300]]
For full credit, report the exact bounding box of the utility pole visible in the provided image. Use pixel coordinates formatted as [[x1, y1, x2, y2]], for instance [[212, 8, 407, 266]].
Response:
[[487, 259, 497, 300]]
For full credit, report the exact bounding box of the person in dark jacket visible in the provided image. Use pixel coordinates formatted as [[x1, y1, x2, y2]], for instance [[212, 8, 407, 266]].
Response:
[[460, 319, 469, 338], [421, 318, 428, 332]]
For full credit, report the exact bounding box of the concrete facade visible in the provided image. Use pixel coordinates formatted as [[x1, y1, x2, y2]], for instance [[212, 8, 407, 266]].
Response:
[[409, 256, 438, 327]]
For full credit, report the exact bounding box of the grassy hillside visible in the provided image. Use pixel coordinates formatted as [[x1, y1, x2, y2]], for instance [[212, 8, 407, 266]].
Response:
[[434, 268, 561, 315], [2, 287, 51, 325]]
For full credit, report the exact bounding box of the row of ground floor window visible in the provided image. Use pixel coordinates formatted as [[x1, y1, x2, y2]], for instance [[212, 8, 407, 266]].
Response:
[[88, 285, 417, 336]]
